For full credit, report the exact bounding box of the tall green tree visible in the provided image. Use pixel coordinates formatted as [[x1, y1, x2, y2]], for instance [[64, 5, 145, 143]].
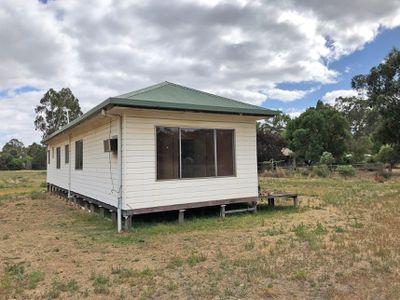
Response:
[[263, 113, 291, 135], [352, 48, 400, 154], [257, 114, 289, 165], [2, 139, 25, 158], [0, 139, 26, 170], [286, 101, 351, 162], [27, 142, 47, 170], [334, 96, 379, 139], [34, 88, 83, 139]]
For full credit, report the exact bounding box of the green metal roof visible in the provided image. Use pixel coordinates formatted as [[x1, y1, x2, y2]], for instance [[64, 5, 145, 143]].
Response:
[[43, 81, 278, 143]]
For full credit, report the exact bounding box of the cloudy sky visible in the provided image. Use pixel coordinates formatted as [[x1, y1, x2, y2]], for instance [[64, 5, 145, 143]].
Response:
[[1, 0, 400, 147]]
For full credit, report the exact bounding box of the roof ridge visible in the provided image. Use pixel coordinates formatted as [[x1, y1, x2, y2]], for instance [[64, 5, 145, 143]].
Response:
[[164, 81, 268, 110], [116, 81, 169, 98]]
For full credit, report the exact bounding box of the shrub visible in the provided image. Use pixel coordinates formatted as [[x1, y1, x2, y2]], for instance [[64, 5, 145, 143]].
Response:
[[312, 164, 330, 178], [299, 168, 310, 177], [337, 165, 356, 178], [320, 152, 334, 165]]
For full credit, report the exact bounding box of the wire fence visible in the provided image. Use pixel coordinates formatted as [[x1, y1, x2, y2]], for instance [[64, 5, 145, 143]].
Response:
[[258, 159, 386, 173]]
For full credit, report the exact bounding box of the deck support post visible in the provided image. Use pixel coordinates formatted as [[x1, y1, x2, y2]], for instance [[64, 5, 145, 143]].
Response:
[[89, 203, 95, 213], [220, 205, 226, 218], [251, 202, 257, 214], [124, 215, 132, 231], [294, 196, 299, 208], [111, 211, 117, 226], [99, 207, 105, 218], [178, 209, 185, 224], [83, 201, 89, 210]]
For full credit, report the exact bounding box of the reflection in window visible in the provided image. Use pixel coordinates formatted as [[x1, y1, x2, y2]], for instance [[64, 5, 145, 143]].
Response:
[[217, 130, 235, 176], [156, 127, 179, 179], [181, 129, 215, 178]]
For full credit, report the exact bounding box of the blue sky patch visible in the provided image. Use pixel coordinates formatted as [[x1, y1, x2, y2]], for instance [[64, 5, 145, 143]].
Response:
[[265, 26, 400, 114], [0, 86, 40, 98]]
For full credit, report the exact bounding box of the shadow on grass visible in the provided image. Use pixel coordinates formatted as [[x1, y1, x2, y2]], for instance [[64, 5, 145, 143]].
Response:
[[70, 203, 302, 245]]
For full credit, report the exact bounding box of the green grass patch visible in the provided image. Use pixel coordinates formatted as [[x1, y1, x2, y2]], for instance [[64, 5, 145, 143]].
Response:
[[48, 278, 79, 298], [292, 223, 321, 250], [291, 270, 307, 281], [27, 271, 45, 289], [187, 252, 207, 267], [167, 257, 185, 269], [91, 273, 110, 295]]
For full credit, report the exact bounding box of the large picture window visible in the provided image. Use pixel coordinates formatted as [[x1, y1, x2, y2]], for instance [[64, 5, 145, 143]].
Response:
[[156, 127, 235, 180], [75, 140, 83, 170]]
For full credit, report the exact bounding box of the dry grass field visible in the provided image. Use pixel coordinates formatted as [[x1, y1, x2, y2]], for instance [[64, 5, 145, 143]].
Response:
[[1, 170, 400, 299]]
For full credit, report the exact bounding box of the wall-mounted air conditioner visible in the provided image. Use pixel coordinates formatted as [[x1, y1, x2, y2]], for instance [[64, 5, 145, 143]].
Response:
[[104, 138, 118, 153]]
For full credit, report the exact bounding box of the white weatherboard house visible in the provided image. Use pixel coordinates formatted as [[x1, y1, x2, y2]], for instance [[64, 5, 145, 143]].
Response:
[[44, 82, 277, 231]]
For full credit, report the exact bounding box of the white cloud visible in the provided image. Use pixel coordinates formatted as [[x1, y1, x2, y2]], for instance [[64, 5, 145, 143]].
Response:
[[262, 86, 319, 103], [284, 108, 306, 119], [1, 0, 400, 146], [0, 90, 43, 147], [322, 89, 359, 105]]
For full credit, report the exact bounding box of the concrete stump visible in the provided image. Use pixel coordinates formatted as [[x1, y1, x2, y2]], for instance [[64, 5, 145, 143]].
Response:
[[111, 211, 117, 226], [99, 207, 105, 218], [178, 209, 185, 224], [124, 215, 132, 231], [220, 205, 226, 218]]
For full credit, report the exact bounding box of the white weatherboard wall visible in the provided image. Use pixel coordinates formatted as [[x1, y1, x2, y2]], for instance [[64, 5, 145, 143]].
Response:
[[47, 118, 120, 207], [123, 110, 259, 211]]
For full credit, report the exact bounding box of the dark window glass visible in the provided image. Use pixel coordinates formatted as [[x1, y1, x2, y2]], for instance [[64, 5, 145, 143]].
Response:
[[56, 147, 61, 169], [47, 150, 50, 164], [156, 127, 179, 179], [75, 140, 83, 170], [216, 130, 235, 176], [65, 145, 69, 164], [181, 129, 215, 178]]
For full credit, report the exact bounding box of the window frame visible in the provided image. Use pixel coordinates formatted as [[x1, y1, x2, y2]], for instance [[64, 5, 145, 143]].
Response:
[[155, 126, 236, 181], [65, 144, 69, 164], [47, 150, 50, 164], [75, 140, 83, 170], [56, 147, 61, 169]]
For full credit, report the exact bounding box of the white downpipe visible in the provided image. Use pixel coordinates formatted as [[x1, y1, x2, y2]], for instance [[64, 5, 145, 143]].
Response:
[[116, 115, 122, 233], [102, 109, 123, 233], [68, 134, 72, 198]]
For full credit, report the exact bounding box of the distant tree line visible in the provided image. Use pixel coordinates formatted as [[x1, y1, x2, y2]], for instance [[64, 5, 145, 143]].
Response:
[[258, 48, 400, 170], [0, 139, 47, 170]]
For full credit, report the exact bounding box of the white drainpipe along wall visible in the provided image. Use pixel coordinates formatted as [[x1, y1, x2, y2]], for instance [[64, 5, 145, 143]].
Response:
[[101, 109, 123, 233]]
